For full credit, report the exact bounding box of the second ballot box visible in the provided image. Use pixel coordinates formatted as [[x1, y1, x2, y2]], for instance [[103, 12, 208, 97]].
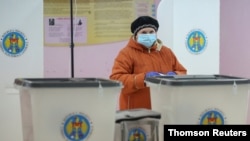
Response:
[[145, 75, 250, 140], [14, 78, 122, 141]]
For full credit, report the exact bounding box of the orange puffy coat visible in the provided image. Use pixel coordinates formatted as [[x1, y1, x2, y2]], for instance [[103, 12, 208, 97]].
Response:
[[110, 36, 187, 110]]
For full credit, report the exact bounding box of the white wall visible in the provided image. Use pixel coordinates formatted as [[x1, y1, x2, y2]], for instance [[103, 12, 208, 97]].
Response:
[[157, 0, 220, 75], [0, 0, 43, 141]]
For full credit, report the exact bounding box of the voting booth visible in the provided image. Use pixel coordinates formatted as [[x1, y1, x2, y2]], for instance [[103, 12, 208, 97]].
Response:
[[114, 108, 161, 141], [14, 78, 122, 141], [145, 75, 250, 140]]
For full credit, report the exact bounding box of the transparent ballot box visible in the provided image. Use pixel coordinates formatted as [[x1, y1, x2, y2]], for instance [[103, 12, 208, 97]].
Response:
[[14, 78, 122, 141], [145, 75, 250, 140], [114, 108, 161, 141]]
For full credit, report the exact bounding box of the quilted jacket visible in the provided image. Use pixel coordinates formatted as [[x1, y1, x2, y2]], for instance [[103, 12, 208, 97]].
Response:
[[110, 36, 187, 110]]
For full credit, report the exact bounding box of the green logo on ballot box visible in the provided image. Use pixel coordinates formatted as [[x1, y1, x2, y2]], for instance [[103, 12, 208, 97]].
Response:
[[128, 127, 147, 141], [61, 113, 92, 141], [199, 108, 225, 125]]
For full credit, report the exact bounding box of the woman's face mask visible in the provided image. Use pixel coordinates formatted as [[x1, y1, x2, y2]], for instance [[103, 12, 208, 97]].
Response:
[[137, 33, 157, 48]]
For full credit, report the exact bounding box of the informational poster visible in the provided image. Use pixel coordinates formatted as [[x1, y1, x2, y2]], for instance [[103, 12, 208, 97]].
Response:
[[44, 0, 157, 47]]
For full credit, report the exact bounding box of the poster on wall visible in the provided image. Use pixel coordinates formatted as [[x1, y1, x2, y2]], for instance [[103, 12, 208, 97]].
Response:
[[44, 0, 159, 47]]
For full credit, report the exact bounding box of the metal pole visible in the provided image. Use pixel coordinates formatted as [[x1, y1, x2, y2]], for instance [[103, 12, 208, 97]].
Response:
[[70, 0, 74, 78]]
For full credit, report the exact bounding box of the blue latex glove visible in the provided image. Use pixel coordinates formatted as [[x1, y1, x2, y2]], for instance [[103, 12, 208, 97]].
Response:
[[166, 71, 176, 76], [146, 71, 160, 78]]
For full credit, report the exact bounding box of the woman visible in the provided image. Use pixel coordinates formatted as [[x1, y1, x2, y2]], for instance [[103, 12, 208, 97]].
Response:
[[110, 16, 187, 110]]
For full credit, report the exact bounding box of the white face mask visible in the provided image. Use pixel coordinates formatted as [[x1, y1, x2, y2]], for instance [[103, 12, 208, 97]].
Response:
[[137, 34, 157, 48]]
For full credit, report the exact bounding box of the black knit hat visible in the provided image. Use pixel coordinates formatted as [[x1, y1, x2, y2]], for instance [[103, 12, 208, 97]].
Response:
[[131, 16, 159, 36]]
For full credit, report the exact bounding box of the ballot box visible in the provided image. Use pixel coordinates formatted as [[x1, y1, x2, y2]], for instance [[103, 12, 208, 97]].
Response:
[[145, 75, 250, 139], [114, 108, 161, 141], [14, 78, 122, 141]]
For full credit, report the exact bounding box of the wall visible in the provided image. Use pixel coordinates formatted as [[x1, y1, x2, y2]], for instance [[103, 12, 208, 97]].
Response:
[[0, 0, 43, 141], [44, 0, 221, 77], [220, 0, 250, 78], [43, 0, 159, 78], [158, 0, 220, 75]]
